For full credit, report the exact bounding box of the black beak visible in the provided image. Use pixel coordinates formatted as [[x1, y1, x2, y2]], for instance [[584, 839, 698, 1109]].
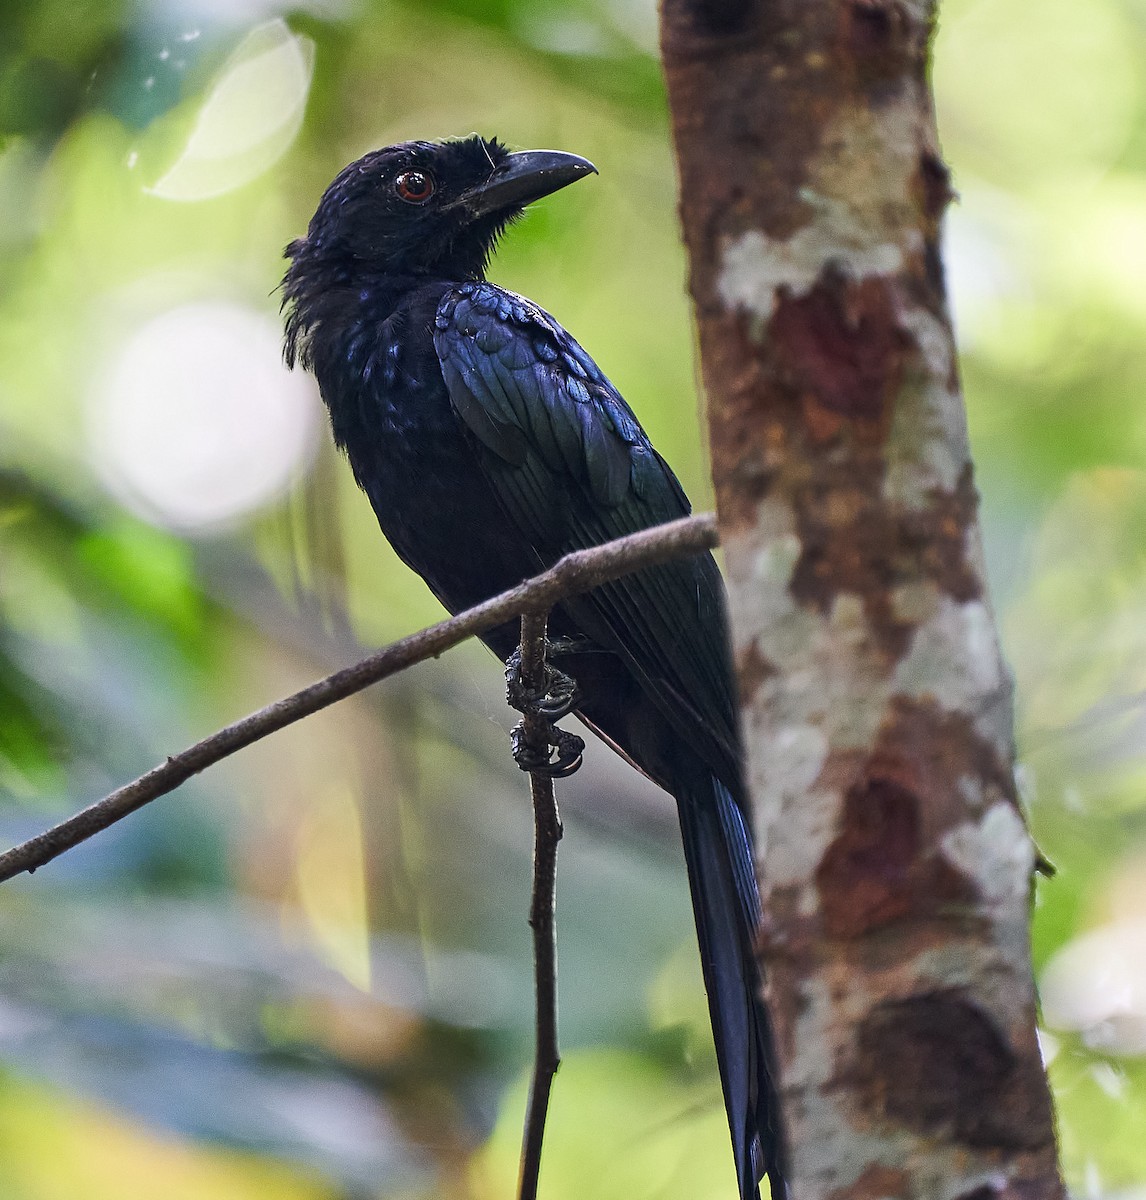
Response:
[[452, 150, 597, 218]]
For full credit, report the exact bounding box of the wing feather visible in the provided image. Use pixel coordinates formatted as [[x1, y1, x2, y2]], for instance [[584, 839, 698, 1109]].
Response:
[[434, 282, 740, 783]]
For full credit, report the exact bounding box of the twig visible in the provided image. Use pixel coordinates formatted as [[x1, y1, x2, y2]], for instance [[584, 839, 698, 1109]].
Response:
[[0, 513, 718, 884], [516, 610, 563, 1200]]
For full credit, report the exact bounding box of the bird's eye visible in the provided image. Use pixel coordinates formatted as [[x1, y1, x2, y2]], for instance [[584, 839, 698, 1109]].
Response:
[[395, 171, 435, 204]]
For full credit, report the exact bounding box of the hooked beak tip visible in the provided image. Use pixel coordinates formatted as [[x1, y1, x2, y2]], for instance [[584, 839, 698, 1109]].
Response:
[[457, 149, 597, 217]]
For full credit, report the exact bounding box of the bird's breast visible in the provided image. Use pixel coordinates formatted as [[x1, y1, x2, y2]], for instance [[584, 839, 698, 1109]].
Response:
[[319, 308, 544, 614]]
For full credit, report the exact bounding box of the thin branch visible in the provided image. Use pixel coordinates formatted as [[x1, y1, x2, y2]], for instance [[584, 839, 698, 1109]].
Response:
[[0, 513, 718, 884], [516, 610, 563, 1200]]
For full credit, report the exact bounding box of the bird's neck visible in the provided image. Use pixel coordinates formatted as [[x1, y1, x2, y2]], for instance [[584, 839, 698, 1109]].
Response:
[[282, 241, 493, 368]]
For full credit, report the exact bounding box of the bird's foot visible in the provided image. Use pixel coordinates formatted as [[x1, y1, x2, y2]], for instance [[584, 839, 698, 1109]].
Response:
[[511, 722, 585, 778], [506, 640, 585, 777], [505, 646, 581, 722]]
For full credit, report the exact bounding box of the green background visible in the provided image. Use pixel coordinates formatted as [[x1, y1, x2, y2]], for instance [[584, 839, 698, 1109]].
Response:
[[1, 0, 1143, 1195]]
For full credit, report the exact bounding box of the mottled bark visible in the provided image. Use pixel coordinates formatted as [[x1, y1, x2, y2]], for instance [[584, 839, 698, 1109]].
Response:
[[659, 3, 1064, 1199]]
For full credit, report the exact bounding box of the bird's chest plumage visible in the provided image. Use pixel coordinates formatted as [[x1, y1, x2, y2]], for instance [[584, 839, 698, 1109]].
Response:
[[317, 289, 542, 612]]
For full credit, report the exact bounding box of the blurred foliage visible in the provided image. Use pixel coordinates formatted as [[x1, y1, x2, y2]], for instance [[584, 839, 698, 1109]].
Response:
[[0, 0, 1143, 1195]]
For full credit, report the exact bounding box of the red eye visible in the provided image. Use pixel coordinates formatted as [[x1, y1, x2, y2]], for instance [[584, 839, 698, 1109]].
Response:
[[395, 170, 435, 203]]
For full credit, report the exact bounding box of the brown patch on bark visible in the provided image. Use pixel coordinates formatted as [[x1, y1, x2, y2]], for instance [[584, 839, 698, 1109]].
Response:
[[662, 0, 760, 39], [788, 461, 982, 658], [703, 313, 793, 529], [856, 990, 1057, 1151], [770, 269, 909, 430], [841, 0, 913, 87], [918, 150, 954, 223], [912, 149, 956, 311], [831, 1164, 912, 1200], [883, 694, 1017, 817], [788, 476, 912, 660], [818, 774, 922, 936], [915, 464, 982, 601], [662, 3, 841, 246], [816, 698, 1015, 937]]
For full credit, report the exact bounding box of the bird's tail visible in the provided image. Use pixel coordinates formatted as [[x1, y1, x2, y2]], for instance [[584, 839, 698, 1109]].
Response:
[[676, 777, 787, 1200]]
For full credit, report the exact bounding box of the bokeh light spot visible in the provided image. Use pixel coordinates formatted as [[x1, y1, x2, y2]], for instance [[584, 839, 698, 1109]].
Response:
[[89, 301, 321, 532], [149, 19, 314, 201], [1043, 922, 1146, 1056]]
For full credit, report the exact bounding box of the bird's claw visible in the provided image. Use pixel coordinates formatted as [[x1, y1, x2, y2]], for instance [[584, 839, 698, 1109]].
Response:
[[547, 726, 585, 777], [505, 647, 581, 722], [511, 722, 585, 778], [531, 681, 579, 722], [506, 640, 585, 776]]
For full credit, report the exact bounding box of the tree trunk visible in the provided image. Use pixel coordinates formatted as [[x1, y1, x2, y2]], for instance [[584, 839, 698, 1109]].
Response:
[[659, 3, 1065, 1198]]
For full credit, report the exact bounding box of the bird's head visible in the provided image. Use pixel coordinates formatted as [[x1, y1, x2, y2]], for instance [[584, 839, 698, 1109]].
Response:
[[285, 134, 596, 284]]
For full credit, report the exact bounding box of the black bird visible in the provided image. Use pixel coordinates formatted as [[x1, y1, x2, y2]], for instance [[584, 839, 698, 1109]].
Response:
[[282, 134, 786, 1199]]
